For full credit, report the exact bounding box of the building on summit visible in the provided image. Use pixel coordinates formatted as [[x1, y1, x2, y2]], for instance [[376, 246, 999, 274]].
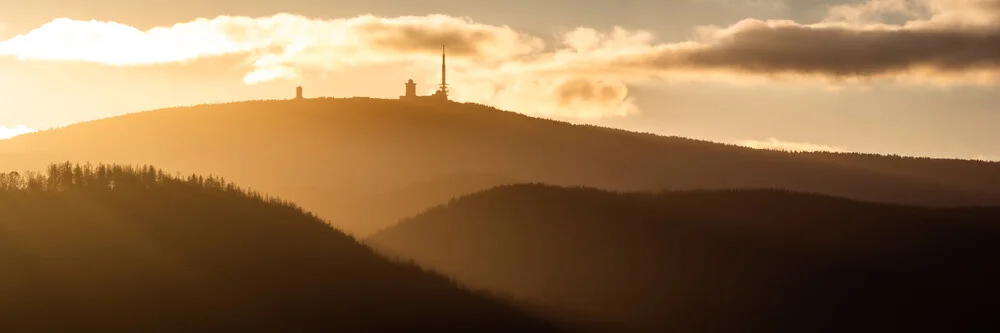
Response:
[[293, 46, 447, 101], [400, 45, 449, 102]]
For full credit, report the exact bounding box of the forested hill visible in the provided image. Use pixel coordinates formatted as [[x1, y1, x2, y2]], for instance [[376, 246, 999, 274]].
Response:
[[2, 98, 999, 235], [0, 163, 570, 333], [368, 184, 1000, 333]]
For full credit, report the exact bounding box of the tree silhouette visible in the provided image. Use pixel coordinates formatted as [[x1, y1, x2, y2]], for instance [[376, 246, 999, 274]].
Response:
[[0, 162, 571, 333]]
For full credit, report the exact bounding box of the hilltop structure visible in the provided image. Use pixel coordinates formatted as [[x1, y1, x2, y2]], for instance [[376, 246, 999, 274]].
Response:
[[400, 45, 449, 102], [291, 46, 447, 102]]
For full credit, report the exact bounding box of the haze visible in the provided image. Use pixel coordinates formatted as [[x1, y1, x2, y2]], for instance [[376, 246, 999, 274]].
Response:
[[3, 2, 1000, 332], [3, 0, 1000, 160]]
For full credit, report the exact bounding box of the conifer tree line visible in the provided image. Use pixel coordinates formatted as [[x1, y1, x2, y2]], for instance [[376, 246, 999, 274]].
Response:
[[0, 162, 298, 210]]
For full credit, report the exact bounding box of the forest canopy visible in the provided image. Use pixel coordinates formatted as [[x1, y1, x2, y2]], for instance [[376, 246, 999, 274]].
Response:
[[0, 162, 570, 333]]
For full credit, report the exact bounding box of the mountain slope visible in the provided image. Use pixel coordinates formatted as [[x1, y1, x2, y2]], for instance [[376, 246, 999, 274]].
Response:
[[368, 184, 1000, 333], [0, 163, 569, 333], [2, 98, 999, 235]]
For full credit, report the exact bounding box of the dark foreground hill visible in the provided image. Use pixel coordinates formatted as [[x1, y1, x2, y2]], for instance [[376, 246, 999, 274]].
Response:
[[3, 98, 1000, 236], [368, 184, 1000, 333], [0, 163, 569, 333]]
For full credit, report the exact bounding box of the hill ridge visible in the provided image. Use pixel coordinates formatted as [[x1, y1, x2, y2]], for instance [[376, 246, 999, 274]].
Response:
[[369, 183, 1000, 333], [0, 162, 572, 333], [2, 98, 999, 235], [15, 97, 997, 163]]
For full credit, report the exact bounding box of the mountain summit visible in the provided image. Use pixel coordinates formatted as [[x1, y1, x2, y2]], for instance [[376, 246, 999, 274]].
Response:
[[2, 98, 999, 235]]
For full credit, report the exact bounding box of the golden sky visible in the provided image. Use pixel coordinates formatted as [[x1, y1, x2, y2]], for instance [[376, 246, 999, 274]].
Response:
[[1, 0, 999, 160]]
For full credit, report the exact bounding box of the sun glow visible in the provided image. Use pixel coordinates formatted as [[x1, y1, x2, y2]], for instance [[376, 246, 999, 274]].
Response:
[[0, 125, 37, 140]]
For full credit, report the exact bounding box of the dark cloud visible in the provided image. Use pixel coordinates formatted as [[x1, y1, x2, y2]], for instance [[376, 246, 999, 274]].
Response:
[[355, 20, 497, 57], [618, 21, 1000, 77], [554, 79, 627, 106], [8, 8, 1000, 86]]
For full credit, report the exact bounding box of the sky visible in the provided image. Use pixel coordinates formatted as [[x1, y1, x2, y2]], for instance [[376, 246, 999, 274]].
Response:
[[1, 0, 999, 161]]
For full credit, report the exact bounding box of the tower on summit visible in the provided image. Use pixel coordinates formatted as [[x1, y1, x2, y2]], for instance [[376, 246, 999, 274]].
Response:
[[399, 45, 450, 102], [295, 86, 303, 100], [405, 79, 417, 98], [438, 44, 448, 99]]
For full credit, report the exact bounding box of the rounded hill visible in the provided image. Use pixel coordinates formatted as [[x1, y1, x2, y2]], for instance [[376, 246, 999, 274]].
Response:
[[369, 184, 1000, 333], [2, 98, 999, 235]]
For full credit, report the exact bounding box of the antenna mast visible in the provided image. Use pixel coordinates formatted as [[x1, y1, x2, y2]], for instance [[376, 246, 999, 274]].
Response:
[[439, 44, 448, 98]]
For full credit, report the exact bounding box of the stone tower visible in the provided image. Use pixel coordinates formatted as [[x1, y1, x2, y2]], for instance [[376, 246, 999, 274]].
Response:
[[405, 79, 417, 98]]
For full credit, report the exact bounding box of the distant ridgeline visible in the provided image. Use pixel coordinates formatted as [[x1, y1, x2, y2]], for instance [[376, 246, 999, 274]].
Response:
[[0, 162, 572, 333], [369, 184, 1000, 333]]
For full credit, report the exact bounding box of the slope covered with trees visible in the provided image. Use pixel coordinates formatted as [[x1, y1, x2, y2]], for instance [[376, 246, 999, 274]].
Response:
[[0, 163, 570, 333], [2, 98, 999, 236], [368, 184, 1000, 333]]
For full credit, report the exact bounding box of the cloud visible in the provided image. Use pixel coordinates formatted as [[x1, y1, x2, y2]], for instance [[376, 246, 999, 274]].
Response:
[[738, 138, 847, 152], [461, 77, 639, 119], [605, 20, 1000, 82], [0, 14, 541, 83], [0, 125, 37, 140], [3, 3, 1000, 85], [554, 79, 628, 106], [824, 0, 928, 23], [4, 1, 1000, 118], [695, 0, 789, 11], [535, 1, 1000, 84]]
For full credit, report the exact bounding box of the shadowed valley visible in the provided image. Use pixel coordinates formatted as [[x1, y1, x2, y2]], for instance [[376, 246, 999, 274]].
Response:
[[369, 184, 1000, 333], [2, 98, 1000, 236]]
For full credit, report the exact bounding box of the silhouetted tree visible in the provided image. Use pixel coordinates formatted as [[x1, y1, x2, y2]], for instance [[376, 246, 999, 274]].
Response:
[[0, 163, 571, 333]]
